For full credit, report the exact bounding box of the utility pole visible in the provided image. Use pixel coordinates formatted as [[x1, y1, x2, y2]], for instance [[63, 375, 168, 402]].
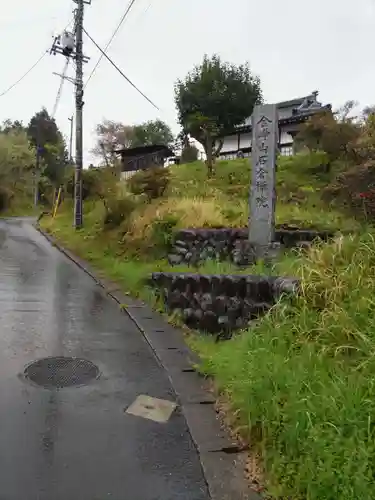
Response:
[[50, 0, 90, 228], [34, 126, 42, 207], [34, 147, 41, 207], [74, 0, 84, 228], [68, 115, 74, 163]]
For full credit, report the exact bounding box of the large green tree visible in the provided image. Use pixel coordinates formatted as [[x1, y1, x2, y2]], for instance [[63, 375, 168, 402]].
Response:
[[27, 108, 67, 185], [174, 54, 263, 175], [132, 119, 174, 148]]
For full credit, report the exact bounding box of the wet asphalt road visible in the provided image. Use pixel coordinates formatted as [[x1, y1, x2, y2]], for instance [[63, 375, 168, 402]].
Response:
[[0, 218, 209, 500]]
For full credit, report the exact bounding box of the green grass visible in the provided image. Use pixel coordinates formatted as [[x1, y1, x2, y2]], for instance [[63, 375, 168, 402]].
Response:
[[40, 156, 372, 499], [196, 232, 375, 499], [41, 202, 274, 295]]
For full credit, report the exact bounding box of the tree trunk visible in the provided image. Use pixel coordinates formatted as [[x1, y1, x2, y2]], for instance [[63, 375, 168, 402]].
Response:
[[213, 138, 224, 158], [205, 134, 214, 177], [324, 161, 331, 174]]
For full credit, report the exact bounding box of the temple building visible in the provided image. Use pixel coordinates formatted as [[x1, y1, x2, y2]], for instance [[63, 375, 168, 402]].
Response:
[[216, 91, 331, 159]]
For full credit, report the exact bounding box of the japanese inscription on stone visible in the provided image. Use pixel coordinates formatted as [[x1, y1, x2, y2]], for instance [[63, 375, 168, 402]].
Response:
[[249, 104, 278, 249]]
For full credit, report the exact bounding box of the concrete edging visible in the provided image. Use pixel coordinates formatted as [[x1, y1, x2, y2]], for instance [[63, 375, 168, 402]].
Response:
[[35, 225, 262, 500]]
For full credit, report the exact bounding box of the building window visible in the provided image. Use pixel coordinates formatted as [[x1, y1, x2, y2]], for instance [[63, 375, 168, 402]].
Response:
[[280, 146, 293, 156], [221, 153, 237, 160]]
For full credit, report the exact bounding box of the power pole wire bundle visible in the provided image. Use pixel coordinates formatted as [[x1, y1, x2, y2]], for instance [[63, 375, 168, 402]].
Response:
[[83, 28, 159, 110], [51, 58, 70, 119], [0, 50, 48, 98], [84, 0, 137, 88]]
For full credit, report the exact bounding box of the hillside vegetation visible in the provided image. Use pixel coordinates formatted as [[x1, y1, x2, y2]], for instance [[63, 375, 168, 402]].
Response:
[[41, 152, 359, 268], [0, 129, 36, 215]]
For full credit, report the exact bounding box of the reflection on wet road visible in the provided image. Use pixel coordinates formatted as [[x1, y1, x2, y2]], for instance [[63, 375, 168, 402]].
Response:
[[0, 218, 208, 500]]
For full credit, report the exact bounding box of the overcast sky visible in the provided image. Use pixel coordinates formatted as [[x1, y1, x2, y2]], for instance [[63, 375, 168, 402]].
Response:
[[1, 0, 374, 164]]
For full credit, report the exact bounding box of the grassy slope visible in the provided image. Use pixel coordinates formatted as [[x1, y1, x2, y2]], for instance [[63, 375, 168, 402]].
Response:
[[41, 155, 357, 296], [41, 156, 373, 499], [195, 232, 375, 500], [166, 155, 356, 230]]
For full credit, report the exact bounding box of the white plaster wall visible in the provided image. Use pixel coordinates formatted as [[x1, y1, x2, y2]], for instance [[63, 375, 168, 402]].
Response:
[[279, 128, 294, 145], [278, 106, 294, 119], [221, 135, 238, 153], [220, 120, 298, 155], [239, 132, 252, 150], [121, 171, 136, 181]]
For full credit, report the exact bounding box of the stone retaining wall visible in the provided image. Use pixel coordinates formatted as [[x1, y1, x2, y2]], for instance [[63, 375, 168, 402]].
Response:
[[151, 272, 299, 336], [168, 227, 334, 266]]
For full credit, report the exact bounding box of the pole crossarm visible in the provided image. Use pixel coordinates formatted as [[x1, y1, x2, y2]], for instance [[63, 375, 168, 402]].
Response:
[[50, 43, 90, 63], [52, 72, 77, 85]]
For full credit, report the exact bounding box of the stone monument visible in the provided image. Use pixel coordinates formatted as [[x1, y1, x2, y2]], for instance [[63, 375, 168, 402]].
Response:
[[248, 103, 278, 258]]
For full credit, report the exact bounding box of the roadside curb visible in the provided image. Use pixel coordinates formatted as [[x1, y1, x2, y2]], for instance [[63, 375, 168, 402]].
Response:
[[35, 224, 262, 500]]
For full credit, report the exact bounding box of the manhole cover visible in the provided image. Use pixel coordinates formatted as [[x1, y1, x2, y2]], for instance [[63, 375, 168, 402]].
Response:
[[24, 356, 100, 389]]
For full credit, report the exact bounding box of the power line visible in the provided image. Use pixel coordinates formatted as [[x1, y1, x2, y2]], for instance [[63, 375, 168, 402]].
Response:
[[83, 27, 159, 110], [0, 17, 74, 99], [51, 58, 70, 118], [0, 50, 48, 98], [84, 0, 138, 88], [141, 1, 153, 19]]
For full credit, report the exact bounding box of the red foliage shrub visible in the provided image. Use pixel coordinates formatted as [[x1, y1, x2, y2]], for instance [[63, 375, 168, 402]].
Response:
[[323, 161, 375, 220]]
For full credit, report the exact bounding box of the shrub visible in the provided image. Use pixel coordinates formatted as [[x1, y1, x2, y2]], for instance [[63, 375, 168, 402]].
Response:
[[103, 196, 137, 228], [66, 168, 102, 200], [38, 176, 54, 206], [279, 150, 332, 179], [181, 144, 198, 163], [149, 214, 180, 250], [128, 166, 170, 201], [295, 109, 362, 169], [324, 161, 375, 220]]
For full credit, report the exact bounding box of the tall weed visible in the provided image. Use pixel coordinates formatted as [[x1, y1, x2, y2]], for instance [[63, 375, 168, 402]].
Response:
[[199, 231, 375, 499]]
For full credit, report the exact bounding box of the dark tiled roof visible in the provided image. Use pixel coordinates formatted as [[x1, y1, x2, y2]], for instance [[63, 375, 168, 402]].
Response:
[[234, 93, 331, 131], [219, 104, 331, 138], [277, 96, 308, 108], [115, 144, 173, 157]]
